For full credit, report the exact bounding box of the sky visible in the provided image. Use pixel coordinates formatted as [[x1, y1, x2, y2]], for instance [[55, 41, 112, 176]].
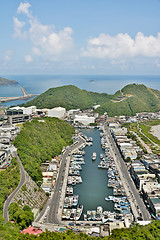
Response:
[[0, 0, 160, 75]]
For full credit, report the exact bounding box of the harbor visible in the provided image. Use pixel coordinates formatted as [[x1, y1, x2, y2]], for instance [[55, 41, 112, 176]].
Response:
[[61, 127, 133, 222]]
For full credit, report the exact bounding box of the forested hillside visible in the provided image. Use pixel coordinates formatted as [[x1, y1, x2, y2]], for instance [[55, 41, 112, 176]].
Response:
[[0, 158, 20, 217], [14, 117, 75, 184], [1, 220, 160, 240], [24, 84, 160, 116]]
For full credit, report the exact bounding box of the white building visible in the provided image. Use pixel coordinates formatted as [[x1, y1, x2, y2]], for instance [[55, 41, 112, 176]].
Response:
[[8, 106, 36, 115], [23, 106, 36, 115], [48, 107, 66, 119], [67, 109, 80, 116], [74, 115, 95, 125]]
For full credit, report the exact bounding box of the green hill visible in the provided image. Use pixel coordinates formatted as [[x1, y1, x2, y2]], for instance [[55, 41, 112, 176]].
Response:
[[14, 117, 74, 184], [0, 77, 18, 86], [24, 84, 160, 116]]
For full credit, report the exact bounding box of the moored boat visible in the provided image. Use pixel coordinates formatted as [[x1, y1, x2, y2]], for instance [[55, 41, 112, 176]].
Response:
[[92, 152, 96, 161]]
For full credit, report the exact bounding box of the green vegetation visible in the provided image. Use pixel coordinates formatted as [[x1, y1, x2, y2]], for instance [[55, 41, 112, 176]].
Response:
[[14, 117, 74, 184], [108, 221, 160, 240], [0, 76, 18, 85], [9, 203, 34, 230], [1, 221, 160, 240], [124, 119, 160, 154], [24, 84, 160, 116], [24, 85, 112, 111], [140, 121, 160, 145], [0, 157, 20, 217]]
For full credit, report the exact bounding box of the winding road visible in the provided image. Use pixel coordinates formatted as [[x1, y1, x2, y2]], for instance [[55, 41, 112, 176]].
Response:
[[3, 151, 26, 222]]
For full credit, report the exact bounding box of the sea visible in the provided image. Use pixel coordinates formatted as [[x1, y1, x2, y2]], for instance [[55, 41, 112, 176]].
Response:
[[0, 75, 160, 107]]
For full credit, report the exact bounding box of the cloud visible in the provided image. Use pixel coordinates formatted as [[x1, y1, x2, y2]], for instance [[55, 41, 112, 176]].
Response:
[[28, 18, 74, 58], [24, 55, 33, 63], [13, 2, 74, 61], [13, 17, 26, 38], [32, 47, 41, 56], [82, 32, 160, 59], [17, 2, 31, 17]]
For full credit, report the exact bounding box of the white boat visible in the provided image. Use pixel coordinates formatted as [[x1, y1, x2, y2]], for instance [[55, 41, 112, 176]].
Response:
[[75, 205, 83, 220], [92, 152, 96, 161], [105, 196, 115, 201]]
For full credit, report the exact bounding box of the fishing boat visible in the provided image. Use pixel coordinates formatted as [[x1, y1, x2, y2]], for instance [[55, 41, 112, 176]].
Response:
[[105, 196, 115, 201], [75, 205, 83, 220], [87, 210, 92, 220], [92, 152, 96, 161]]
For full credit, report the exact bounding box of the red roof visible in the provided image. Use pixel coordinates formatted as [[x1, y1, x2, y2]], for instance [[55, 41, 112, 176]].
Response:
[[22, 226, 43, 235]]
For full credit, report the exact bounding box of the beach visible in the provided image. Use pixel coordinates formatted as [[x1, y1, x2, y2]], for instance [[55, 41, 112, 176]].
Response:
[[150, 125, 160, 140]]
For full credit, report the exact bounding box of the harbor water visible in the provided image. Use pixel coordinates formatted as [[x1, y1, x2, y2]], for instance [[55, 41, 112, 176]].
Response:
[[73, 128, 114, 217]]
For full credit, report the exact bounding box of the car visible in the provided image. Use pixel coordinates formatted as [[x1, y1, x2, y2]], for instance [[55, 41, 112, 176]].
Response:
[[76, 223, 81, 226], [85, 223, 90, 226]]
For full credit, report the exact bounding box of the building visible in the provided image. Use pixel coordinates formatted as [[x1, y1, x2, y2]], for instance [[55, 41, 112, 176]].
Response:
[[74, 115, 95, 125], [7, 106, 36, 115], [142, 181, 160, 216], [22, 226, 42, 235], [7, 114, 31, 124], [48, 107, 66, 119]]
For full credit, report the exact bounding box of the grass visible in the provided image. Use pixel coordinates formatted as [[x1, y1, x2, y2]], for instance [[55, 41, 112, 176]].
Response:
[[126, 120, 160, 154]]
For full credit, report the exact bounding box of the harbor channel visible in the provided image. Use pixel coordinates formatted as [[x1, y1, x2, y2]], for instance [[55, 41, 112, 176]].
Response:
[[73, 128, 114, 218]]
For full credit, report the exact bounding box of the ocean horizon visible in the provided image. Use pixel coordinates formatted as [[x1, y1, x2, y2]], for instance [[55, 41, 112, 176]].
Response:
[[1, 74, 160, 107]]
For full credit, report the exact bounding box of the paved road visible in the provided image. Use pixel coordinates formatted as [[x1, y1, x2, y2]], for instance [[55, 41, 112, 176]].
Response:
[[46, 136, 85, 224], [105, 124, 150, 221], [3, 151, 26, 222]]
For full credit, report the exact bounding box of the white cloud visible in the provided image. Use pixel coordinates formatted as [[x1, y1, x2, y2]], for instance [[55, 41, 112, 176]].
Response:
[[82, 32, 160, 59], [17, 2, 31, 17], [32, 47, 41, 56], [13, 17, 26, 38], [13, 2, 74, 62], [25, 55, 33, 63], [28, 18, 74, 59]]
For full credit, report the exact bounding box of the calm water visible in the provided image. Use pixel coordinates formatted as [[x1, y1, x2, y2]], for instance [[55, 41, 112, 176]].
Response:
[[1, 75, 160, 106], [73, 128, 113, 217]]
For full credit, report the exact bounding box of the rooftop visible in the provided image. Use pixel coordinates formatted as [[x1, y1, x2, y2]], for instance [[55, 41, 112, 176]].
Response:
[[22, 226, 42, 235]]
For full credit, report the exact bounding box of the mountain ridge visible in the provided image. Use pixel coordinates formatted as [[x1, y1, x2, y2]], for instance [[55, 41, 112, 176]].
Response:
[[0, 77, 18, 86], [24, 83, 160, 116]]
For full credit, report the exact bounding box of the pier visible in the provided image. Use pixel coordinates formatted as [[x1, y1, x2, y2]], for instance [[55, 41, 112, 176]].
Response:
[[0, 86, 37, 103]]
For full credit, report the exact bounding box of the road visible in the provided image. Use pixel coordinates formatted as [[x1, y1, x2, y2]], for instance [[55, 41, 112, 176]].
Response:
[[3, 151, 26, 222], [36, 136, 85, 225], [104, 124, 150, 221]]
